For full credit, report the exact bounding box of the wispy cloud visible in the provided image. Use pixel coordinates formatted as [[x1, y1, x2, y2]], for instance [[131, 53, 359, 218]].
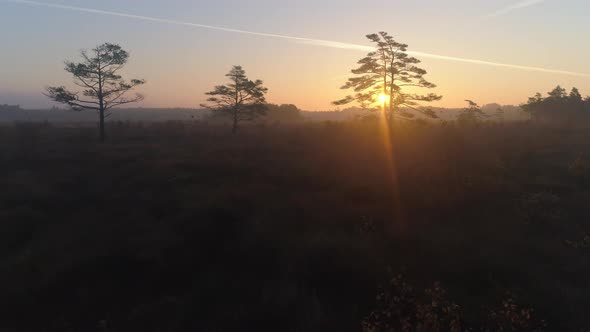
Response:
[[488, 0, 545, 17], [3, 0, 587, 78]]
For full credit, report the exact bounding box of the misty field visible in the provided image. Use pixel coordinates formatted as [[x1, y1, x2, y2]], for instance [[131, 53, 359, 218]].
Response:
[[1, 121, 590, 331]]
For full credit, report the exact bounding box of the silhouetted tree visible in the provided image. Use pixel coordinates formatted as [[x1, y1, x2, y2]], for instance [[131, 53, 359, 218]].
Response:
[[45, 43, 145, 142], [495, 107, 505, 122], [457, 100, 487, 124], [548, 85, 567, 99], [570, 87, 583, 101], [334, 32, 441, 123], [264, 104, 304, 123], [522, 86, 590, 123], [202, 66, 268, 133], [569, 87, 585, 112], [480, 103, 507, 121]]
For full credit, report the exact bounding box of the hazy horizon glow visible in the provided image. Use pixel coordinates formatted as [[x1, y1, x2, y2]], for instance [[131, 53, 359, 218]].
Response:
[[1, 0, 589, 110]]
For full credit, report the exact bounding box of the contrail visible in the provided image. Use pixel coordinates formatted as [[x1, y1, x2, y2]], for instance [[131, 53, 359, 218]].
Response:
[[3, 0, 372, 50], [488, 0, 545, 17], [4, 0, 588, 78], [405, 51, 588, 77]]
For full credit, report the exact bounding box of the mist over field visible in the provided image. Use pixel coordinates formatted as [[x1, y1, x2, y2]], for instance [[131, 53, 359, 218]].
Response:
[[0, 103, 527, 123]]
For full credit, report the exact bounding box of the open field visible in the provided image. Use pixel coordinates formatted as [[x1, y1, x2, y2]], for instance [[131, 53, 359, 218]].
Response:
[[1, 121, 590, 331]]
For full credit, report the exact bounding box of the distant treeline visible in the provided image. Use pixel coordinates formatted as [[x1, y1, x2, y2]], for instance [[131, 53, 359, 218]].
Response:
[[0, 104, 305, 123], [4, 86, 589, 124], [0, 103, 526, 123], [523, 86, 590, 123], [0, 105, 197, 123]]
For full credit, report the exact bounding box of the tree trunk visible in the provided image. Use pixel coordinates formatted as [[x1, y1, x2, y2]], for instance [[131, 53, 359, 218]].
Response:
[[99, 107, 105, 142], [387, 105, 394, 128], [98, 68, 105, 142], [388, 78, 395, 128], [232, 112, 238, 134]]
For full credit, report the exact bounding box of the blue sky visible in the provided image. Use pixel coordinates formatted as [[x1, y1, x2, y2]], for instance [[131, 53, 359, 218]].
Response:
[[1, 0, 589, 110]]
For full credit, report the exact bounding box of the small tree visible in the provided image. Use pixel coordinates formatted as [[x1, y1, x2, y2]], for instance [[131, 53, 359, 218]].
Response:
[[264, 104, 304, 123], [334, 32, 441, 123], [46, 43, 145, 142], [202, 66, 268, 133], [457, 100, 487, 124], [548, 85, 567, 99], [569, 87, 583, 102], [495, 107, 505, 122]]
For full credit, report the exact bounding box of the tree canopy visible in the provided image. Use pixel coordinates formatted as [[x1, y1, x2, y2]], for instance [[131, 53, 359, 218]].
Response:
[[201, 66, 268, 133], [334, 32, 441, 122], [45, 43, 145, 141]]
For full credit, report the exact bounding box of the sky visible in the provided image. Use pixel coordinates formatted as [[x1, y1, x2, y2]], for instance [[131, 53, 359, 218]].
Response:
[[1, 0, 589, 110]]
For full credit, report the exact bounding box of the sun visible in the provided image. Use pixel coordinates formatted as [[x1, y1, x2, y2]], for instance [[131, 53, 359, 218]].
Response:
[[378, 93, 388, 105]]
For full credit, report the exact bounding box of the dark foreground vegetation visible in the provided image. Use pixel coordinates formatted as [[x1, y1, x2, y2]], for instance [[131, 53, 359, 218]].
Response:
[[2, 120, 590, 331]]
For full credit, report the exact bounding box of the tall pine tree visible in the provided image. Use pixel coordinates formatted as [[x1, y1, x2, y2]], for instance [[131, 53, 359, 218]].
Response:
[[334, 32, 441, 122]]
